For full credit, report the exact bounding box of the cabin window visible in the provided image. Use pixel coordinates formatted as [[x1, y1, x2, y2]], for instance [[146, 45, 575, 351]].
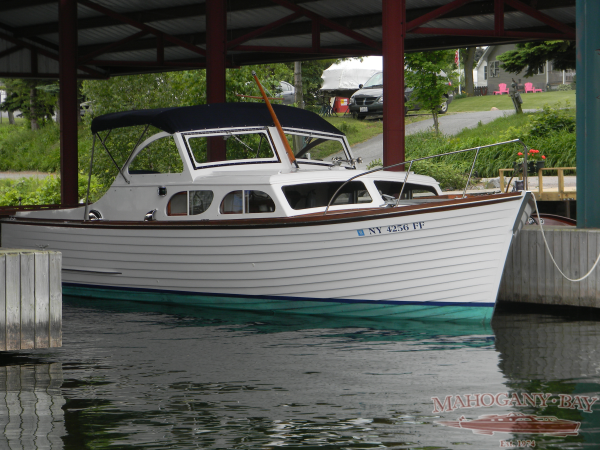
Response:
[[374, 181, 438, 200], [282, 181, 372, 210], [167, 190, 214, 216], [189, 190, 214, 215], [220, 190, 276, 214], [285, 132, 346, 161], [185, 130, 276, 167], [167, 191, 188, 216], [129, 135, 183, 174]]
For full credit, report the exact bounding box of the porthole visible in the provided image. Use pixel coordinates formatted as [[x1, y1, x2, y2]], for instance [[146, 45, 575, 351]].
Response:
[[167, 191, 187, 216], [220, 190, 275, 214]]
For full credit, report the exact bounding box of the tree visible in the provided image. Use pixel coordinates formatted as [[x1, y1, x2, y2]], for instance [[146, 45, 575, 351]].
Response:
[[405, 50, 457, 133], [0, 79, 58, 128], [460, 48, 475, 96], [286, 59, 339, 109], [459, 47, 485, 96], [497, 41, 575, 77]]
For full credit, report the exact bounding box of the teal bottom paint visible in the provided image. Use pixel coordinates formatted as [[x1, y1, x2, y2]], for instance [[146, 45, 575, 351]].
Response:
[[63, 285, 494, 323]]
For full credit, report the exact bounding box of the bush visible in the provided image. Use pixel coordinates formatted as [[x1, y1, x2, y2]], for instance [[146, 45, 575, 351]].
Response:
[[0, 174, 102, 206], [528, 103, 575, 137], [363, 156, 469, 191], [402, 103, 577, 179], [411, 159, 470, 190], [0, 124, 60, 172]]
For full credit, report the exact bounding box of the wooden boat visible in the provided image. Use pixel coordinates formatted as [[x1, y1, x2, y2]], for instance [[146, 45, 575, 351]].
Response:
[[438, 412, 580, 436], [0, 102, 533, 321]]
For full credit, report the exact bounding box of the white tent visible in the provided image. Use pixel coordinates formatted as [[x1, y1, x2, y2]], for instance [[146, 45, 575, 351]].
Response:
[[320, 56, 382, 92]]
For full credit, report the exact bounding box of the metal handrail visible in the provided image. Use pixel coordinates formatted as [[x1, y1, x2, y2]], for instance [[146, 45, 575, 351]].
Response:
[[323, 138, 529, 215]]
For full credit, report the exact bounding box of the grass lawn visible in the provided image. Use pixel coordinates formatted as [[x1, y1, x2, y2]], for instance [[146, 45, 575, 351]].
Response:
[[450, 90, 576, 113], [0, 118, 27, 127]]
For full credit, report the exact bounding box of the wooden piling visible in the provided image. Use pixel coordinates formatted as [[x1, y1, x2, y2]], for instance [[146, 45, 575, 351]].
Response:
[[0, 249, 62, 350], [499, 226, 600, 308]]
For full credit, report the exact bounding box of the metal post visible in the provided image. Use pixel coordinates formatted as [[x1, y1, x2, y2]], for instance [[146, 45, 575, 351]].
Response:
[[206, 0, 227, 162], [576, 0, 600, 228], [59, 0, 79, 206], [382, 0, 405, 170]]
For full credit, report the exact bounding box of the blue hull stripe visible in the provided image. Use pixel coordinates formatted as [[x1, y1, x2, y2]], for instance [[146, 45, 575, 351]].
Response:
[[63, 283, 495, 322], [63, 282, 495, 308]]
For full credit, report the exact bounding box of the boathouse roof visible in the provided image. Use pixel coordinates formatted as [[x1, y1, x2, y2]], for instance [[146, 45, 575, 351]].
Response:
[[91, 102, 344, 136]]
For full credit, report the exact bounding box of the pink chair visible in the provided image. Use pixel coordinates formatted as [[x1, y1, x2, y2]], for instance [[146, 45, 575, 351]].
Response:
[[493, 83, 509, 95], [525, 82, 543, 93]]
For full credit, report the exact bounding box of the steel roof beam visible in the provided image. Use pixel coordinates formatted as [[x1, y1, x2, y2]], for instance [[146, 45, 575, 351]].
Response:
[[504, 0, 576, 36], [234, 45, 378, 56], [0, 29, 104, 78], [0, 72, 103, 79], [0, 0, 55, 13], [0, 45, 23, 60], [227, 12, 303, 49], [407, 0, 475, 32], [13, 0, 318, 38], [83, 60, 206, 68], [268, 0, 381, 49], [411, 27, 574, 40], [77, 0, 207, 57], [73, 0, 574, 60], [79, 30, 149, 63], [77, 12, 382, 57]]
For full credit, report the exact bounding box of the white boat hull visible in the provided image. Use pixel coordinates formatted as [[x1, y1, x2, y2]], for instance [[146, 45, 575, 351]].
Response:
[[1, 193, 531, 321]]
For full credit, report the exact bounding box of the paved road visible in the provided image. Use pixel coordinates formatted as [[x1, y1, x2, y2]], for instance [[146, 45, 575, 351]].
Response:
[[331, 109, 537, 170], [0, 171, 50, 180]]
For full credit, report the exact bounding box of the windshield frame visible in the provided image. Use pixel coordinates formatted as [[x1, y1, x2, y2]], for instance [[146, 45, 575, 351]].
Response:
[[182, 127, 280, 170]]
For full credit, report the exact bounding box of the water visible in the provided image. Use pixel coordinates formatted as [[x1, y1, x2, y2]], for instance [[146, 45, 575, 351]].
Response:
[[2, 297, 600, 449]]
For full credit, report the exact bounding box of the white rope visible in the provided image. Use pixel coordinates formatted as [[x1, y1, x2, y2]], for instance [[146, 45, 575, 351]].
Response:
[[532, 195, 600, 282]]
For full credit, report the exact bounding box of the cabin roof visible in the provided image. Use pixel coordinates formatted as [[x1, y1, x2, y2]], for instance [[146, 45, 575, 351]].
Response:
[[91, 102, 344, 136]]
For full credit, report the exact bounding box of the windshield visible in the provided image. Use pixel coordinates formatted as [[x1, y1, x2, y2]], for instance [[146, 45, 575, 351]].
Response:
[[363, 72, 383, 88]]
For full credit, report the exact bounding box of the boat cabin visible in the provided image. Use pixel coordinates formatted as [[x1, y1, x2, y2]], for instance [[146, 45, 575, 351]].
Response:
[[19, 103, 442, 222]]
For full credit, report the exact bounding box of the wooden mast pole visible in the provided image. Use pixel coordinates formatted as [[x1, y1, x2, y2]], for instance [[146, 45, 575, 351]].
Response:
[[251, 71, 298, 169]]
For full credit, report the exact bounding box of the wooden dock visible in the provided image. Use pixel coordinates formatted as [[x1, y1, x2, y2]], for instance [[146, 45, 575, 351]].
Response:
[[498, 226, 600, 308], [0, 249, 62, 350]]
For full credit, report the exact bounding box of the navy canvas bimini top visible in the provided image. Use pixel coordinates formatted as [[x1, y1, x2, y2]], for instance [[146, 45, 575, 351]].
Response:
[[91, 103, 344, 136]]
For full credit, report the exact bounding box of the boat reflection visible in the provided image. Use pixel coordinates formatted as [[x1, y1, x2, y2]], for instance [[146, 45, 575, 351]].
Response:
[[64, 294, 494, 347]]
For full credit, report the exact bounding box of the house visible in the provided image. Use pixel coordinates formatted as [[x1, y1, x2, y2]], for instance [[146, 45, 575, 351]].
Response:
[[475, 44, 575, 94]]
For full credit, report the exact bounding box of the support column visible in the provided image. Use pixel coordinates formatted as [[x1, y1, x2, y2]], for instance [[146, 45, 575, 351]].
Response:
[[59, 0, 78, 206], [576, 0, 600, 228], [382, 0, 405, 170], [206, 0, 227, 162]]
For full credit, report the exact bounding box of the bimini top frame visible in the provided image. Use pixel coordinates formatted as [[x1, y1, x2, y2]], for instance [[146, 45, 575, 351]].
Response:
[[90, 103, 344, 136]]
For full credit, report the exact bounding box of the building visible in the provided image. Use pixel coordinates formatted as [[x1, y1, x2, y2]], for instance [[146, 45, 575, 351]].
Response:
[[475, 44, 575, 94]]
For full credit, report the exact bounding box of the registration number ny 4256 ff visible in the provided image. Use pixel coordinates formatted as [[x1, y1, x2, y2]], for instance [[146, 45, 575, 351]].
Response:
[[357, 221, 425, 237]]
